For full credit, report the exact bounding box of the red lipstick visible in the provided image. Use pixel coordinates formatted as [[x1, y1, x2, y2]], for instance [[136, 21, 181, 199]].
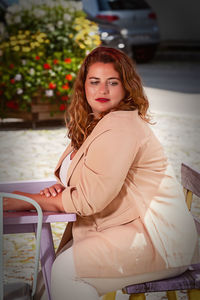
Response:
[[95, 98, 110, 103]]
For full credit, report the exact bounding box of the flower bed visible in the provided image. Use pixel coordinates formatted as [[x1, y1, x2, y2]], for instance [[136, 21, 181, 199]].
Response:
[[0, 0, 101, 121]]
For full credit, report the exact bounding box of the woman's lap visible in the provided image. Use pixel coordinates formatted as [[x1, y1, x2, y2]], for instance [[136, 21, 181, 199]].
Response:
[[52, 245, 187, 296]]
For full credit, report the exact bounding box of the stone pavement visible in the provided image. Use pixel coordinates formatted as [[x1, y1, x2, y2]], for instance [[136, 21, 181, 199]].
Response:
[[0, 111, 200, 300]]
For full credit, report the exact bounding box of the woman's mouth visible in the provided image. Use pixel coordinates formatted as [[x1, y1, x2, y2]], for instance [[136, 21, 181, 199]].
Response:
[[95, 98, 110, 103]]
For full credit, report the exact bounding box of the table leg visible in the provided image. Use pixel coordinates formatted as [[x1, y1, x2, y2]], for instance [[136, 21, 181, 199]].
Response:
[[34, 223, 55, 300]]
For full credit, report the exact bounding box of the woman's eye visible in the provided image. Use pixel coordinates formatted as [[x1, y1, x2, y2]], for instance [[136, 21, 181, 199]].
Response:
[[90, 81, 99, 85], [109, 81, 118, 86]]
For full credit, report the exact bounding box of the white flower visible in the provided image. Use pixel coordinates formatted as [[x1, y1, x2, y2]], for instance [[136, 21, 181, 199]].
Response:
[[25, 82, 31, 87], [14, 15, 21, 24], [49, 70, 56, 77], [63, 13, 72, 22], [5, 13, 13, 25], [7, 4, 22, 14], [68, 1, 82, 10], [33, 9, 46, 18], [46, 0, 56, 8], [57, 21, 63, 28], [46, 24, 55, 32], [22, 59, 26, 65], [29, 68, 35, 75], [45, 90, 54, 97], [14, 74, 22, 81], [17, 88, 23, 95], [18, 0, 34, 9]]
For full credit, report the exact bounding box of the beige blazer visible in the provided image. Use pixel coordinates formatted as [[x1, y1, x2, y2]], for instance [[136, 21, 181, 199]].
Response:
[[54, 110, 198, 278]]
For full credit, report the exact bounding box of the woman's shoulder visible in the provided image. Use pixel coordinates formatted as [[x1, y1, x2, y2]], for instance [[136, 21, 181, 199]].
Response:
[[97, 110, 149, 132]]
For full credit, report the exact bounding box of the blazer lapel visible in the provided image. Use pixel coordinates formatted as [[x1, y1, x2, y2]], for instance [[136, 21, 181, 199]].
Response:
[[54, 141, 85, 186], [54, 143, 73, 180], [55, 122, 110, 186], [65, 147, 85, 186]]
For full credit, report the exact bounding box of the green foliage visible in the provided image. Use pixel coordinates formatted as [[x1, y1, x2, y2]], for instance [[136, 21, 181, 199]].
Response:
[[0, 0, 101, 117]]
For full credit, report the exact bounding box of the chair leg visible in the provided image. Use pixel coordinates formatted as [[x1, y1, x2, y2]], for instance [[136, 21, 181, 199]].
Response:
[[102, 291, 116, 300], [187, 289, 200, 300], [166, 291, 179, 300], [129, 293, 146, 300]]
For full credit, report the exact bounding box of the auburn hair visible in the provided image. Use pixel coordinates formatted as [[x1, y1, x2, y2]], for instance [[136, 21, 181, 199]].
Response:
[[66, 46, 151, 150]]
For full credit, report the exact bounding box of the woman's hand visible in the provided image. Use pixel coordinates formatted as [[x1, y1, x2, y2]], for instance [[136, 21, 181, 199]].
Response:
[[40, 183, 65, 198]]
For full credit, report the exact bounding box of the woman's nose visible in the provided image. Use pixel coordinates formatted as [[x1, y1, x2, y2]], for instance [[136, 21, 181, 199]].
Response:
[[99, 82, 109, 94]]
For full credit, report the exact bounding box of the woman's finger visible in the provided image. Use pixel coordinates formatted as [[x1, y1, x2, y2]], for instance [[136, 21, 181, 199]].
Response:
[[43, 188, 51, 198], [54, 184, 63, 193], [48, 187, 57, 197]]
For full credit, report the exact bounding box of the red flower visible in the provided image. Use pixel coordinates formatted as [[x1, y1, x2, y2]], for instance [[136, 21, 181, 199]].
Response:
[[53, 59, 59, 64], [49, 82, 56, 89], [64, 58, 71, 64], [6, 100, 19, 110], [59, 104, 66, 111], [65, 74, 72, 81], [35, 56, 40, 60], [61, 95, 69, 101], [62, 83, 69, 90], [10, 79, 15, 84], [9, 64, 14, 69], [43, 63, 51, 70]]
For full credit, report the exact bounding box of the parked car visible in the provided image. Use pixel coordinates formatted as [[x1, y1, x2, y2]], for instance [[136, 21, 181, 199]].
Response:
[[82, 0, 160, 62], [87, 14, 132, 58]]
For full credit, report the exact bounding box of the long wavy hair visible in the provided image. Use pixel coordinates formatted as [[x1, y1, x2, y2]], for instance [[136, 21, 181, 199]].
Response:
[[66, 46, 151, 150]]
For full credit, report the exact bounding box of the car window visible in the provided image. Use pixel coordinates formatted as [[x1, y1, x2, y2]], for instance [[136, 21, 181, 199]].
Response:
[[97, 0, 150, 10]]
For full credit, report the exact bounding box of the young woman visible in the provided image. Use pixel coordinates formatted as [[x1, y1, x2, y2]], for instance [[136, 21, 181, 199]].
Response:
[[4, 47, 198, 300]]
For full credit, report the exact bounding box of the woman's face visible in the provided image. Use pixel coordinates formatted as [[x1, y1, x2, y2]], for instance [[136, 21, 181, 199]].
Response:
[[85, 62, 125, 117]]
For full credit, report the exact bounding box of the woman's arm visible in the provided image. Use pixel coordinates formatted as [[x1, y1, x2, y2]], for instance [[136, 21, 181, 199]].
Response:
[[3, 190, 65, 212], [61, 113, 146, 216]]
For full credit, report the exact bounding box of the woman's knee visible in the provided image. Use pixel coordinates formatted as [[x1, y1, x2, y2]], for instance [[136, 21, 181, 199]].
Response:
[[52, 247, 76, 282]]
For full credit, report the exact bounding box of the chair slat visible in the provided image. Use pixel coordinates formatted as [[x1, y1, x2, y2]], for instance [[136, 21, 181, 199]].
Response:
[[145, 270, 196, 292], [125, 270, 196, 294], [124, 282, 147, 294], [181, 163, 200, 197]]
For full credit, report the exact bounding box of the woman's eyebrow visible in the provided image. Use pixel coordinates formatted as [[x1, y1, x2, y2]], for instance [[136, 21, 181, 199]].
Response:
[[88, 76, 120, 80]]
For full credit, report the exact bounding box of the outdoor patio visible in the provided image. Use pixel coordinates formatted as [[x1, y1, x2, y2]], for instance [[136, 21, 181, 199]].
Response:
[[1, 111, 200, 299]]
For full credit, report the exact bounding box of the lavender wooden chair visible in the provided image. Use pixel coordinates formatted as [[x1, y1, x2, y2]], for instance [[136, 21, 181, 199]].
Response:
[[1, 179, 76, 300], [103, 163, 200, 300]]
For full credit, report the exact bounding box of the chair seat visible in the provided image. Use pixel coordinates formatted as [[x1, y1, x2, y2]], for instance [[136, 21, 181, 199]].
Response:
[[124, 263, 200, 294]]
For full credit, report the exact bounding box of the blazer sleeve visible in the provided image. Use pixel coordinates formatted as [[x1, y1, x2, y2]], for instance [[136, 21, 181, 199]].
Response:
[[61, 113, 147, 216]]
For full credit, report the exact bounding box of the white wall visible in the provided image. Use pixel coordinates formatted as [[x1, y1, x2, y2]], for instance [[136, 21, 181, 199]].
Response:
[[146, 0, 200, 43]]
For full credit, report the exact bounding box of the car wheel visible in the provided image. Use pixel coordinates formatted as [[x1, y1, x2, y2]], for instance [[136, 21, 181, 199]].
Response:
[[132, 45, 158, 63]]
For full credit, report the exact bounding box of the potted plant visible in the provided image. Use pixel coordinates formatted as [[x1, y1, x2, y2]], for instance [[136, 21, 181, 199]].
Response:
[[0, 0, 101, 121]]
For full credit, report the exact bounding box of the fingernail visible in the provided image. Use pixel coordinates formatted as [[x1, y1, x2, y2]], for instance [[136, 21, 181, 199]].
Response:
[[47, 193, 50, 197], [53, 193, 56, 197]]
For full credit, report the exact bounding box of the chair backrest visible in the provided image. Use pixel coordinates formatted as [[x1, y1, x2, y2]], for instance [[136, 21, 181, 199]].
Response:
[[181, 163, 200, 210], [0, 193, 43, 299]]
